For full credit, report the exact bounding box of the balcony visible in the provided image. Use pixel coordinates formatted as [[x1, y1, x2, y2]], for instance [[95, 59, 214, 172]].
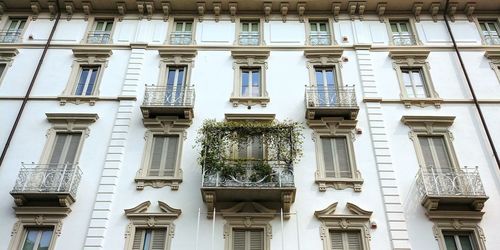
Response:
[[140, 85, 195, 119], [392, 34, 417, 46], [170, 31, 192, 45], [305, 85, 359, 120], [239, 32, 260, 45], [10, 163, 82, 207], [87, 31, 111, 44], [309, 33, 331, 45], [484, 36, 500, 45], [416, 167, 488, 212], [0, 30, 22, 43]]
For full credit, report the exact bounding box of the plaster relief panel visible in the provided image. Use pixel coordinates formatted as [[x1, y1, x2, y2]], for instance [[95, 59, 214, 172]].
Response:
[[420, 21, 451, 43], [265, 21, 304, 45], [199, 21, 233, 44]]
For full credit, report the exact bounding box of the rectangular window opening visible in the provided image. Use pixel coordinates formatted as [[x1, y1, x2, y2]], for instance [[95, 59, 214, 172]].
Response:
[[401, 68, 429, 98]]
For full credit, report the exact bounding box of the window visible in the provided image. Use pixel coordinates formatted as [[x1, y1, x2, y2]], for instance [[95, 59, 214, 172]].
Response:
[[48, 133, 82, 165], [75, 66, 100, 96], [230, 50, 270, 107], [148, 135, 179, 177], [389, 21, 416, 46], [309, 118, 363, 192], [21, 227, 54, 250], [233, 229, 264, 250], [418, 135, 453, 172], [478, 21, 500, 45], [87, 19, 113, 44], [484, 49, 500, 83], [236, 136, 263, 160], [0, 48, 18, 85], [0, 18, 26, 43], [443, 231, 478, 250], [132, 228, 167, 250], [170, 21, 193, 45], [401, 68, 429, 98], [309, 21, 331, 45], [313, 67, 338, 106], [330, 230, 363, 250], [0, 63, 6, 81], [239, 21, 260, 45], [164, 66, 187, 105]]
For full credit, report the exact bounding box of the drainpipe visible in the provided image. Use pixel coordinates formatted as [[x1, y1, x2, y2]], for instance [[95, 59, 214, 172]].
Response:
[[443, 0, 500, 170], [0, 1, 61, 167]]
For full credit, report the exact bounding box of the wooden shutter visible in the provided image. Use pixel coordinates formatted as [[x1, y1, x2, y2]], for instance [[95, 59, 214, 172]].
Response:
[[132, 229, 144, 250], [330, 231, 344, 250], [151, 229, 167, 250], [49, 134, 67, 164], [418, 136, 435, 169], [164, 136, 179, 177], [335, 137, 352, 178], [346, 231, 362, 250], [322, 138, 335, 178], [149, 136, 165, 176], [149, 135, 179, 177], [233, 229, 246, 250], [249, 230, 264, 250], [49, 133, 81, 165], [430, 136, 452, 172]]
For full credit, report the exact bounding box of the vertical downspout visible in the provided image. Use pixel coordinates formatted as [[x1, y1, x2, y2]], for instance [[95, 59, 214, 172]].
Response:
[[443, 0, 500, 170], [0, 1, 61, 167]]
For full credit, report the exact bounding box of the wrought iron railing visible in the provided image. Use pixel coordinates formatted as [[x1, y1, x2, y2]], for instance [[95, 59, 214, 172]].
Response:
[[87, 31, 111, 44], [305, 85, 357, 108], [484, 36, 500, 45], [392, 34, 417, 46], [143, 85, 195, 107], [0, 30, 22, 43], [309, 33, 331, 45], [239, 32, 260, 45], [202, 161, 294, 188], [11, 163, 82, 197], [416, 166, 486, 198], [170, 31, 193, 45]]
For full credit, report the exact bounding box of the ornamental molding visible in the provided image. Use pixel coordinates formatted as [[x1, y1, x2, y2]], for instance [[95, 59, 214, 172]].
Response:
[[224, 113, 275, 122], [142, 117, 192, 133], [304, 47, 343, 59], [307, 117, 357, 136], [389, 49, 430, 61]]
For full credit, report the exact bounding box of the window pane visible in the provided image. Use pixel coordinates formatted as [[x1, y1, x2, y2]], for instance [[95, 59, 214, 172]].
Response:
[[49, 134, 67, 164], [85, 69, 98, 96], [177, 68, 185, 85], [400, 23, 409, 32], [459, 235, 474, 250], [38, 229, 54, 250], [0, 63, 6, 77], [167, 69, 177, 85], [325, 69, 335, 86], [75, 68, 90, 95], [319, 23, 327, 31], [250, 136, 263, 159], [390, 23, 398, 32], [315, 69, 324, 85], [64, 133, 82, 164], [143, 229, 152, 250], [241, 70, 249, 96], [252, 70, 260, 97], [431, 136, 452, 171], [418, 136, 435, 169], [242, 23, 249, 32], [22, 229, 38, 250], [175, 23, 183, 31], [444, 235, 458, 250], [185, 22, 192, 31], [95, 22, 104, 31], [104, 22, 113, 32]]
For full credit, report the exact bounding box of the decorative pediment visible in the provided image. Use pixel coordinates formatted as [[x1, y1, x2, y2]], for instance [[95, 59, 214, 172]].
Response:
[[125, 201, 181, 218], [221, 202, 275, 219], [224, 113, 275, 122], [401, 116, 455, 132], [315, 202, 372, 220], [158, 48, 197, 64], [143, 117, 192, 133], [72, 48, 112, 64], [46, 113, 99, 124], [307, 117, 357, 136]]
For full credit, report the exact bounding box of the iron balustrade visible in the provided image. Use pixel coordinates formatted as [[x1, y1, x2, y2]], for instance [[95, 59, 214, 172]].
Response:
[[170, 32, 193, 45], [11, 163, 82, 197], [416, 166, 486, 198], [239, 33, 260, 45], [143, 85, 195, 107], [309, 33, 331, 45], [202, 161, 294, 188], [87, 31, 111, 44], [484, 36, 500, 45], [392, 34, 417, 46], [0, 30, 22, 43], [305, 85, 357, 108]]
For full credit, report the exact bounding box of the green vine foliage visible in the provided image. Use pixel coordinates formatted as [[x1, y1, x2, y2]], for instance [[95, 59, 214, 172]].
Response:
[[196, 119, 304, 176]]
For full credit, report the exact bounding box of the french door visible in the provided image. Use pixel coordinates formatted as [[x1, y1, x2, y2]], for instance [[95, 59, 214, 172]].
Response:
[[165, 66, 187, 105], [315, 67, 337, 106]]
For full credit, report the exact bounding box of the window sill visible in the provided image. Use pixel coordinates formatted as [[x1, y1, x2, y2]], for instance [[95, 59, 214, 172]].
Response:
[[315, 177, 364, 192], [58, 95, 98, 106], [229, 96, 270, 107], [401, 97, 442, 108], [135, 176, 183, 191]]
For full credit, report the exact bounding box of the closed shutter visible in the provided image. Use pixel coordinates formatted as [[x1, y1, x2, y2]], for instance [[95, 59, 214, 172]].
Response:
[[322, 138, 335, 178], [132, 229, 144, 250], [233, 229, 264, 250], [249, 230, 264, 250], [418, 136, 452, 172], [330, 231, 344, 250], [149, 136, 165, 176], [330, 231, 362, 250], [151, 229, 167, 250], [233, 230, 246, 250], [49, 133, 82, 165], [335, 137, 352, 178], [430, 136, 452, 172], [164, 136, 179, 177], [418, 136, 434, 169], [346, 231, 362, 250], [149, 135, 179, 177]]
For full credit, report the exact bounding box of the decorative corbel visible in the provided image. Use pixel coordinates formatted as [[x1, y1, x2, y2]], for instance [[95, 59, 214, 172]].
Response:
[[0, 2, 5, 17], [137, 1, 145, 20], [116, 2, 126, 21], [30, 1, 41, 21], [413, 2, 423, 22], [332, 2, 341, 22], [47, 0, 56, 20], [464, 2, 475, 22], [145, 1, 154, 20], [447, 2, 457, 22], [429, 2, 440, 22], [64, 1, 74, 21], [348, 2, 357, 21], [263, 2, 272, 23], [280, 3, 289, 23], [213, 2, 221, 22], [82, 1, 92, 21], [376, 2, 386, 23], [358, 2, 366, 20], [161, 1, 170, 21], [297, 2, 306, 23], [197, 2, 205, 22], [229, 2, 237, 23]]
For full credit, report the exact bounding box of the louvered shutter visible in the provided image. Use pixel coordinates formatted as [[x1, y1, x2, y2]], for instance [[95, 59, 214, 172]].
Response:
[[330, 231, 344, 250], [49, 134, 67, 164], [430, 137, 452, 173], [233, 229, 246, 250], [346, 231, 362, 250], [249, 230, 264, 250], [163, 136, 179, 177], [322, 138, 335, 178], [335, 137, 352, 178], [64, 134, 81, 165], [49, 133, 81, 165], [132, 229, 144, 250], [149, 136, 165, 176], [418, 136, 435, 170], [151, 229, 167, 250]]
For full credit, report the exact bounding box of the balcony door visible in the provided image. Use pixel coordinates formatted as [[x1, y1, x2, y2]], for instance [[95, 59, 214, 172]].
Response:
[[390, 21, 414, 45], [165, 66, 187, 105], [315, 67, 337, 106], [309, 21, 330, 45]]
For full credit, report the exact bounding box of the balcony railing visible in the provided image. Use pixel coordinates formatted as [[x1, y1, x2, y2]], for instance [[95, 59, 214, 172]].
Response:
[[170, 32, 192, 45], [87, 31, 111, 44], [416, 166, 486, 198], [12, 163, 82, 198], [202, 162, 294, 188], [484, 36, 500, 45], [309, 33, 331, 45], [143, 85, 195, 107], [392, 34, 417, 46], [0, 30, 22, 43], [239, 32, 260, 45], [305, 85, 357, 108]]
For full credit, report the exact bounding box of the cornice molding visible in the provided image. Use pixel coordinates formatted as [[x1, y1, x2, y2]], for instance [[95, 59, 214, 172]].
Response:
[[158, 47, 197, 58], [45, 112, 99, 124], [401, 115, 455, 128], [389, 48, 430, 60], [72, 48, 113, 58], [231, 49, 270, 59], [304, 47, 343, 59], [224, 113, 275, 122]]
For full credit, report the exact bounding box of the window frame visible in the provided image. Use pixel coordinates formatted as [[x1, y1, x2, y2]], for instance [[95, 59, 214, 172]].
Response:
[[474, 17, 500, 45], [230, 49, 270, 107], [384, 17, 421, 46], [82, 16, 116, 44], [166, 18, 197, 45], [484, 49, 500, 84], [308, 117, 363, 192], [235, 17, 265, 46], [0, 48, 18, 86], [430, 217, 487, 250], [390, 50, 441, 108], [1, 16, 30, 43], [305, 18, 335, 46]]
